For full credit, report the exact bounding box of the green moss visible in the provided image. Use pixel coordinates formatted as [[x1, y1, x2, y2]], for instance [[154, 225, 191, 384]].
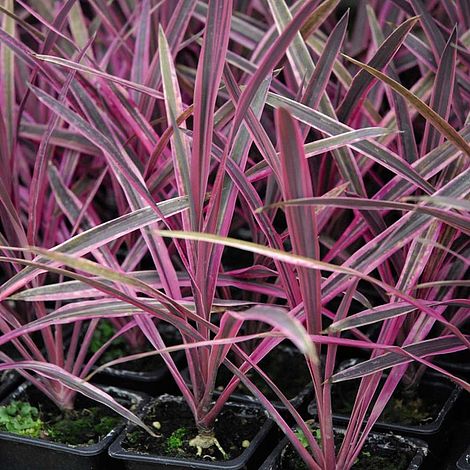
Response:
[[166, 427, 187, 452], [332, 381, 438, 426], [0, 400, 121, 446], [90, 320, 128, 363], [0, 401, 43, 437], [47, 408, 121, 445], [381, 397, 432, 425]]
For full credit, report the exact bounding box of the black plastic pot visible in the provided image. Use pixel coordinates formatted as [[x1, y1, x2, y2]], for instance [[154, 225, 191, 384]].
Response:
[[92, 325, 185, 395], [308, 363, 461, 443], [0, 382, 148, 470], [212, 378, 311, 415], [222, 387, 311, 414], [457, 445, 470, 470], [92, 355, 183, 395], [420, 390, 470, 469], [109, 394, 273, 470], [0, 371, 21, 400], [260, 431, 428, 470]]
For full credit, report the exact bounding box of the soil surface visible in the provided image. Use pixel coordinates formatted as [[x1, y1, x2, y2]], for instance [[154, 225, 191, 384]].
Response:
[[123, 395, 266, 461], [281, 432, 417, 470], [2, 386, 127, 446]]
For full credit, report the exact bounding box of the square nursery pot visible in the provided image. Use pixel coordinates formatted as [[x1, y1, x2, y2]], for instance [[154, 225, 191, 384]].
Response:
[[92, 325, 185, 395], [0, 382, 148, 470], [457, 445, 470, 470], [183, 344, 312, 413], [92, 353, 184, 395], [260, 430, 428, 470], [109, 394, 273, 470], [308, 360, 461, 444]]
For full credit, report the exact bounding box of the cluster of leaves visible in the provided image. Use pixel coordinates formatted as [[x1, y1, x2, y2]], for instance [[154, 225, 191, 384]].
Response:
[[0, 0, 468, 468]]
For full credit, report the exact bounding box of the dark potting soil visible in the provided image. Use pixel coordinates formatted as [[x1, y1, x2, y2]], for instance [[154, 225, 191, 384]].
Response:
[[331, 379, 440, 426], [280, 432, 416, 470], [0, 386, 124, 446], [123, 396, 266, 461], [216, 346, 310, 402]]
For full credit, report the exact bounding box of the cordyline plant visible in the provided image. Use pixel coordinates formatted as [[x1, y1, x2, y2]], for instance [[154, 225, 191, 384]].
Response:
[[0, 0, 469, 467]]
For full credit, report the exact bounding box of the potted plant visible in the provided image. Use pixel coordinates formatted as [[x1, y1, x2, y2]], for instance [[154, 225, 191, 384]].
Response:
[[260, 425, 429, 470], [0, 382, 147, 470], [86, 319, 185, 393], [0, 0, 468, 469], [0, 2, 161, 466], [185, 342, 313, 412], [308, 357, 462, 443], [0, 0, 324, 467]]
